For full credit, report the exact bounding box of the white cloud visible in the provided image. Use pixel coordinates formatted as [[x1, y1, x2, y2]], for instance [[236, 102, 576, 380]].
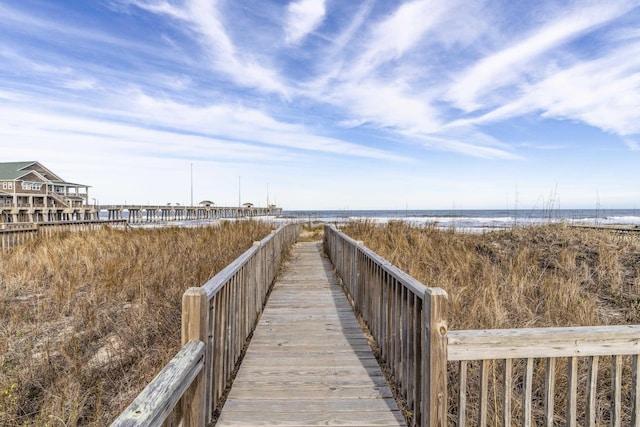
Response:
[[349, 0, 451, 78], [462, 41, 640, 136], [121, 0, 188, 20], [126, 93, 407, 160], [185, 0, 291, 96], [447, 1, 639, 111], [125, 0, 291, 96], [624, 139, 640, 151], [327, 79, 440, 133], [413, 128, 520, 159], [284, 0, 326, 45], [62, 78, 98, 90]]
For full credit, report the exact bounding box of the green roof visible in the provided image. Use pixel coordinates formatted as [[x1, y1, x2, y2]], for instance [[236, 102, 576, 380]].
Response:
[[0, 162, 89, 187], [0, 161, 37, 180]]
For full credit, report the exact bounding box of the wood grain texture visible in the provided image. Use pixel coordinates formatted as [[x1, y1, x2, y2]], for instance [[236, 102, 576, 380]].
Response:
[[216, 242, 406, 427], [448, 325, 640, 361], [110, 341, 205, 427]]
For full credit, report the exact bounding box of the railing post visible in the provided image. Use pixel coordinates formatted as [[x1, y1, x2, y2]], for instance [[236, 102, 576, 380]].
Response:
[[352, 241, 363, 312], [421, 288, 448, 427], [181, 287, 209, 426], [253, 241, 262, 321]]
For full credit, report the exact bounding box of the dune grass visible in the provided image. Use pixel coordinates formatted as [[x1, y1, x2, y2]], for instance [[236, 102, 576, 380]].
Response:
[[0, 220, 274, 426], [340, 221, 640, 329]]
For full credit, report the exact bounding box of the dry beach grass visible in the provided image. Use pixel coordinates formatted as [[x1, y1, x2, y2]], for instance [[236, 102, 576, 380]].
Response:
[[0, 221, 274, 426]]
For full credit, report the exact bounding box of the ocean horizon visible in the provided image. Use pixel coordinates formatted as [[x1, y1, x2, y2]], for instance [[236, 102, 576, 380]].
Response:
[[107, 208, 640, 232], [279, 208, 640, 231]]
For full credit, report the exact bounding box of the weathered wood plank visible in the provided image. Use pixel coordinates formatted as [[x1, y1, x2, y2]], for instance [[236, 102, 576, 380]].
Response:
[[448, 325, 640, 360], [544, 357, 555, 427], [458, 361, 467, 427], [222, 398, 402, 411], [566, 357, 578, 427], [217, 410, 406, 426], [216, 242, 406, 427], [110, 341, 204, 427], [479, 360, 488, 427], [231, 375, 391, 388], [632, 355, 640, 427], [612, 355, 623, 427], [227, 384, 395, 399], [586, 356, 598, 427]]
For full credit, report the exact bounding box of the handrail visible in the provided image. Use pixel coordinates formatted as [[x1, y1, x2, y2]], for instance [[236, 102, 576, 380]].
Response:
[[323, 224, 448, 427], [448, 324, 640, 360], [110, 340, 205, 427], [202, 244, 260, 298], [326, 224, 640, 427], [113, 223, 300, 426]]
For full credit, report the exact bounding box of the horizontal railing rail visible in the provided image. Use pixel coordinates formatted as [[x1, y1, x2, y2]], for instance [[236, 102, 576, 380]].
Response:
[[113, 223, 300, 426], [0, 222, 39, 231], [324, 224, 448, 427], [448, 325, 640, 360], [325, 224, 640, 427], [110, 340, 205, 427]]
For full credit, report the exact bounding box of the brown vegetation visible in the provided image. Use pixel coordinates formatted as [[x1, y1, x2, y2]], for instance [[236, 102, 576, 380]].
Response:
[[297, 223, 324, 242], [0, 221, 274, 426], [340, 221, 640, 329]]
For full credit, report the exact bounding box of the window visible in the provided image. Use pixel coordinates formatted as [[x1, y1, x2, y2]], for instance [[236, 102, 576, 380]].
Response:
[[22, 182, 32, 190], [2, 182, 7, 190]]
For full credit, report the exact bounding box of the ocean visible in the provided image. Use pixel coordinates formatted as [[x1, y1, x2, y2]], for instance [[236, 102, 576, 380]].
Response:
[[279, 209, 640, 232], [108, 208, 640, 232]]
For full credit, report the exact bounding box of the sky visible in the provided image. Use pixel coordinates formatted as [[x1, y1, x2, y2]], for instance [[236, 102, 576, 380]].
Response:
[[1, 0, 640, 210]]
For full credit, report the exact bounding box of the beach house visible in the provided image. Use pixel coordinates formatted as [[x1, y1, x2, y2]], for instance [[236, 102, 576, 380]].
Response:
[[0, 161, 94, 223]]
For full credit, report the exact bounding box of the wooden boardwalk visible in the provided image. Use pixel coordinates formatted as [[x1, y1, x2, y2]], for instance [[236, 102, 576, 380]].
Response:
[[216, 242, 406, 426]]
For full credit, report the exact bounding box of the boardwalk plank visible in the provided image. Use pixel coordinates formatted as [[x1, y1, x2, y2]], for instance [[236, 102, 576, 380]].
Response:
[[216, 242, 406, 427]]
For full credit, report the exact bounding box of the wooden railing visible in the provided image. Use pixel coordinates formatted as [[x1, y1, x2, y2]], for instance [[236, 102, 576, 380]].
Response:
[[112, 223, 300, 426], [323, 224, 640, 427], [449, 326, 640, 426], [324, 224, 448, 427], [1, 220, 128, 251], [0, 223, 39, 251], [109, 341, 205, 426]]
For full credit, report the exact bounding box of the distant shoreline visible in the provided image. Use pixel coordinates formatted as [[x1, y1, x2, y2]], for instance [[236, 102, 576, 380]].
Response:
[[279, 208, 640, 230]]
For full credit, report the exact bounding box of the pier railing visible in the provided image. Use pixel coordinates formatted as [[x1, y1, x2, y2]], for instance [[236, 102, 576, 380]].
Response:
[[111, 223, 300, 426], [323, 224, 640, 427]]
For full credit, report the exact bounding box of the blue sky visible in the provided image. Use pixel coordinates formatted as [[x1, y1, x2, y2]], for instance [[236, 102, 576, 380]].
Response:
[[1, 0, 639, 210]]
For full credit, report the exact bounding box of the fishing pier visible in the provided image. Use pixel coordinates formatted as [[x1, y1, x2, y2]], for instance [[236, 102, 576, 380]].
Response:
[[100, 204, 281, 223]]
